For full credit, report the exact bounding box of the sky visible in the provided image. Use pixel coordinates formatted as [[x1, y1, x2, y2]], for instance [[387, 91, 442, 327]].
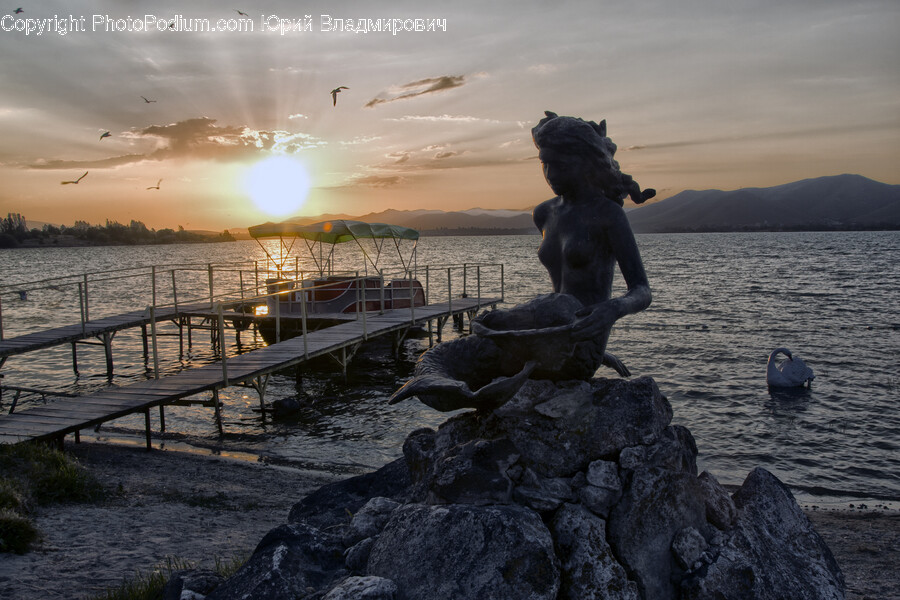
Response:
[[1, 0, 898, 231]]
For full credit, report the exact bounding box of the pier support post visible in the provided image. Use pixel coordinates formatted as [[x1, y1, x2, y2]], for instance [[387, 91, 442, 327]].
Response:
[[275, 290, 281, 344], [254, 375, 270, 418], [149, 306, 160, 379], [102, 332, 113, 378], [141, 324, 149, 360], [78, 282, 86, 336], [159, 404, 166, 432], [208, 263, 215, 309], [217, 303, 228, 387], [71, 342, 79, 375], [212, 388, 223, 434], [144, 408, 152, 450]]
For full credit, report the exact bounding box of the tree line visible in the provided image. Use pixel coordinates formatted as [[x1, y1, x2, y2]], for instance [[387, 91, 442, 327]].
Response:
[[0, 213, 235, 248]]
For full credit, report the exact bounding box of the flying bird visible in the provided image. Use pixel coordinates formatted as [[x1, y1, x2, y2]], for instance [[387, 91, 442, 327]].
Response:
[[140, 96, 157, 103], [331, 86, 349, 106], [766, 347, 815, 388], [235, 9, 248, 16], [100, 131, 111, 140], [61, 171, 88, 185], [14, 8, 23, 14], [147, 179, 162, 190]]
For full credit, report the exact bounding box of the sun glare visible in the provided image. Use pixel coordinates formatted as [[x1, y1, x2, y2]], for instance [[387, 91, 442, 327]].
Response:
[[244, 156, 311, 217]]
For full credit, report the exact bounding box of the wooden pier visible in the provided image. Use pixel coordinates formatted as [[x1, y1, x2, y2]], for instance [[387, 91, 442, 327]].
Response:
[[0, 297, 499, 448]]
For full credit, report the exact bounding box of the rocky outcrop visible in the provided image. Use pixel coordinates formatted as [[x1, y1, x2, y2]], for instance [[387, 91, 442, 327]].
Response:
[[194, 376, 845, 600]]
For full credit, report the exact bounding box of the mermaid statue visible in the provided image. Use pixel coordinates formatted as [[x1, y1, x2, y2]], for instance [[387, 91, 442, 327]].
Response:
[[390, 112, 653, 412]]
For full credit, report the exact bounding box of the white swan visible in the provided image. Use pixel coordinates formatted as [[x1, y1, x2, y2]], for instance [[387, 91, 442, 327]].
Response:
[[767, 347, 815, 388]]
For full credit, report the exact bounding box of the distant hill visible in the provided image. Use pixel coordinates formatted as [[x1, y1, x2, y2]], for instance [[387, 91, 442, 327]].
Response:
[[626, 174, 900, 233], [233, 208, 539, 237], [230, 174, 899, 236]]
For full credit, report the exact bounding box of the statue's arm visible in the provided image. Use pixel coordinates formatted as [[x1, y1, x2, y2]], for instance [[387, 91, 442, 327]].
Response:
[[572, 206, 651, 340], [608, 206, 652, 314]]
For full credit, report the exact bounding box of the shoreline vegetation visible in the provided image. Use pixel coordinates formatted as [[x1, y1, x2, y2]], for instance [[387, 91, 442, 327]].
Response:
[[0, 440, 897, 599], [0, 213, 235, 249]]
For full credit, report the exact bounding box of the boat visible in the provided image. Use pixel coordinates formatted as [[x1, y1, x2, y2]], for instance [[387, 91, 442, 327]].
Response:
[[248, 219, 426, 345]]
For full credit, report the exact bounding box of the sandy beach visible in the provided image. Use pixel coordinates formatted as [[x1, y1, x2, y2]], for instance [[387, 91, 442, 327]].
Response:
[[0, 441, 897, 600]]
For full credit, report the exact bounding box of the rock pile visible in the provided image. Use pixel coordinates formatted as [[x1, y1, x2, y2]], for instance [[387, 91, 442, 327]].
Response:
[[185, 376, 844, 599]]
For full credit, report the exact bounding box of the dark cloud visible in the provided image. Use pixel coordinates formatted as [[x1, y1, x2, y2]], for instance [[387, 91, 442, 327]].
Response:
[[623, 122, 897, 152], [387, 152, 410, 164], [30, 154, 149, 170], [29, 118, 297, 169], [141, 118, 246, 154], [349, 175, 404, 187], [365, 76, 465, 108]]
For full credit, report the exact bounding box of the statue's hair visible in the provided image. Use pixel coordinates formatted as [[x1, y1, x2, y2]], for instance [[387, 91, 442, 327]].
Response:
[[531, 111, 618, 162], [532, 111, 655, 206]]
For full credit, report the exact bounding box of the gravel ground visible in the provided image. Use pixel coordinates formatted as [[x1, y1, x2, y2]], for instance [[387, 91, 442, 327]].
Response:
[[0, 441, 896, 600]]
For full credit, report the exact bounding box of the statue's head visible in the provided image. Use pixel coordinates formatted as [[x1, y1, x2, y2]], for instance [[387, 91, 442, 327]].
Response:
[[532, 111, 648, 205], [532, 111, 618, 166]]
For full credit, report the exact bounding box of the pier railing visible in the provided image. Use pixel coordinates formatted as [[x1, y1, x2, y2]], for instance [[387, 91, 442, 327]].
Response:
[[0, 260, 504, 415]]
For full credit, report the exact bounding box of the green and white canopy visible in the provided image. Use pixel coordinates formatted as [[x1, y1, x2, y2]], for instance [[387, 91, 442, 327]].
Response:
[[249, 219, 419, 244], [248, 219, 419, 275]]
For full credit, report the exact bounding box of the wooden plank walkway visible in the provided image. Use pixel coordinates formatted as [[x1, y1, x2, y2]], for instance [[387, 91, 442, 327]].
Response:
[[0, 297, 499, 447], [0, 301, 216, 360]]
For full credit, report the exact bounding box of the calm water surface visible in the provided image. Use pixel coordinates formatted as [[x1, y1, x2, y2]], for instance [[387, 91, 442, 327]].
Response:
[[1, 232, 897, 501]]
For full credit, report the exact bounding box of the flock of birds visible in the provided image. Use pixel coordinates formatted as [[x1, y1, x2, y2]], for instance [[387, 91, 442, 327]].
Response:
[[58, 72, 350, 188]]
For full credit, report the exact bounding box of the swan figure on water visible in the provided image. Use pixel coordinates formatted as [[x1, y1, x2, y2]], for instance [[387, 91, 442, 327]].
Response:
[[767, 347, 815, 388]]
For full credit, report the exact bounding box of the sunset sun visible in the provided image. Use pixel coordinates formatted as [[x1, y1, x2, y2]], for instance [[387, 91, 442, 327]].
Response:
[[244, 155, 311, 217]]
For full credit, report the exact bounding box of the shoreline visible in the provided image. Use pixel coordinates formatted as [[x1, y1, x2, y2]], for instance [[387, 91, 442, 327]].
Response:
[[0, 441, 897, 600]]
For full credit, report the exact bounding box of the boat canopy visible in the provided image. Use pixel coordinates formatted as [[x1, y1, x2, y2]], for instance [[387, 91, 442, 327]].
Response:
[[248, 219, 419, 276], [249, 220, 419, 244]]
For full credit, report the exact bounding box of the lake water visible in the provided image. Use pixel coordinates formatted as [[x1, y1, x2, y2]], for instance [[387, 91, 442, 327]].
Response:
[[1, 232, 898, 503]]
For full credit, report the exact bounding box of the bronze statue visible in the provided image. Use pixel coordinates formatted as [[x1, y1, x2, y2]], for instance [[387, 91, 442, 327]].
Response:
[[391, 112, 653, 411]]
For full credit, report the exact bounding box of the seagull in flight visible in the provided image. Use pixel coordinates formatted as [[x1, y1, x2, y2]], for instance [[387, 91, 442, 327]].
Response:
[[100, 131, 111, 140], [14, 8, 23, 14], [331, 86, 349, 106], [147, 179, 162, 190], [141, 96, 157, 103], [235, 9, 248, 16], [61, 171, 88, 185]]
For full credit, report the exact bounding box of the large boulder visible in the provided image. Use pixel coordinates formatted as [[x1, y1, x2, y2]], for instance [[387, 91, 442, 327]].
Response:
[[607, 467, 709, 600], [206, 376, 844, 600], [550, 503, 639, 600], [681, 467, 845, 600], [367, 503, 560, 600], [288, 457, 411, 529], [206, 523, 345, 600]]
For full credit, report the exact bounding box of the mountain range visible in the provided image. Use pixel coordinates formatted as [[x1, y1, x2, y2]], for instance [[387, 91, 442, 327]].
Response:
[[248, 174, 897, 236], [242, 207, 538, 237], [28, 174, 890, 237], [625, 174, 900, 233]]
